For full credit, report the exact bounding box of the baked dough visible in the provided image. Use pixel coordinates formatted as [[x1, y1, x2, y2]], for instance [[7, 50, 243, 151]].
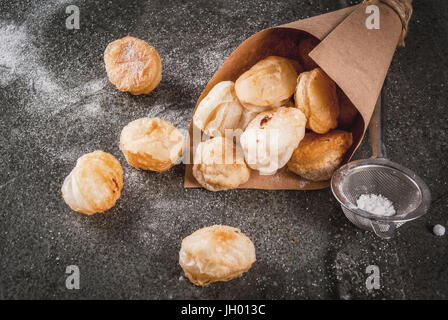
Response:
[[240, 107, 307, 175], [235, 56, 299, 112], [287, 130, 353, 181], [179, 225, 256, 286], [193, 81, 243, 137], [104, 36, 162, 95], [337, 89, 358, 128], [237, 108, 259, 131], [61, 150, 123, 215], [298, 37, 319, 70], [120, 117, 184, 172], [294, 67, 340, 134], [192, 137, 250, 191]]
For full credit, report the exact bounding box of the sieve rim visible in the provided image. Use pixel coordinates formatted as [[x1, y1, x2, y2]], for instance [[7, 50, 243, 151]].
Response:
[[331, 157, 431, 223]]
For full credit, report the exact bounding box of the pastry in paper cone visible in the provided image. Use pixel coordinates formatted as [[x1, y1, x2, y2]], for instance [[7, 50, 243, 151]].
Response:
[[235, 56, 300, 112], [294, 67, 339, 134], [61, 150, 123, 215], [193, 81, 243, 137], [240, 107, 306, 175], [179, 225, 256, 286], [287, 130, 353, 181], [185, 1, 409, 190], [120, 117, 184, 172], [236, 101, 294, 132], [192, 137, 250, 191], [104, 36, 162, 95], [237, 108, 259, 131]]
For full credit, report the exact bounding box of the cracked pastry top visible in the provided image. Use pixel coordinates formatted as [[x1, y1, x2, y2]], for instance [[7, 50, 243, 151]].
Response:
[[235, 56, 300, 112], [179, 225, 256, 286], [287, 130, 353, 181], [120, 117, 184, 172], [295, 67, 340, 134], [192, 136, 250, 191], [104, 36, 162, 95], [61, 150, 123, 215]]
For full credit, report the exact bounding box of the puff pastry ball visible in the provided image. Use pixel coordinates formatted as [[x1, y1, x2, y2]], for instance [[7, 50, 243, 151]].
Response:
[[179, 225, 256, 286], [235, 56, 300, 112], [287, 130, 353, 181], [193, 81, 243, 137], [298, 36, 320, 70], [104, 36, 162, 95], [61, 150, 123, 215], [193, 137, 250, 191], [295, 67, 340, 134], [120, 117, 184, 172], [337, 89, 358, 128], [237, 100, 294, 132], [237, 108, 259, 131], [240, 107, 307, 175]]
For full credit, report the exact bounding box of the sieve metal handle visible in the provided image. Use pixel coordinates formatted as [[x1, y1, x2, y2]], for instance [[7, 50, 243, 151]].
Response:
[[369, 89, 387, 158], [370, 220, 396, 239]]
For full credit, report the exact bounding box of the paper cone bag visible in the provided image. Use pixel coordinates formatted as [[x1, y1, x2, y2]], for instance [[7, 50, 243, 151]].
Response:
[[185, 1, 409, 190]]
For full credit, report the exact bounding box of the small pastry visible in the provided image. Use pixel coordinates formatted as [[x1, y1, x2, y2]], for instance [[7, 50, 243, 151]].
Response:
[[192, 137, 250, 191], [61, 150, 123, 215], [120, 117, 184, 172], [240, 107, 307, 175], [179, 225, 256, 286], [104, 36, 162, 95], [237, 108, 259, 131], [235, 56, 300, 112], [193, 81, 243, 137], [294, 67, 340, 134], [337, 89, 358, 128], [287, 130, 353, 181], [237, 100, 293, 132], [298, 36, 320, 70]]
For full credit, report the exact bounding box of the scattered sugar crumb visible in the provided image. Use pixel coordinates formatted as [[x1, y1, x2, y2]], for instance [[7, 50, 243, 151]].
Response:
[[433, 224, 445, 236]]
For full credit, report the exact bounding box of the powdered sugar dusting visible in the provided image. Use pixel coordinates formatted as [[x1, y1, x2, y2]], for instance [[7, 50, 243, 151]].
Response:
[[0, 23, 59, 93], [0, 21, 108, 117], [356, 194, 396, 217]]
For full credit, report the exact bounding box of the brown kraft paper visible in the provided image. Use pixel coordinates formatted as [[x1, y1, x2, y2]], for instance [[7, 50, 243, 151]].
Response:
[[184, 2, 404, 190]]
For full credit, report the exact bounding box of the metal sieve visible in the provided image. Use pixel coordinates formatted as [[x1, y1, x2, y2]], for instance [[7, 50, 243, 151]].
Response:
[[331, 89, 431, 239]]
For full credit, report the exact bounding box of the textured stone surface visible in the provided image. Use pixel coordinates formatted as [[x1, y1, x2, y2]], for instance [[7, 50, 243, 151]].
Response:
[[0, 0, 447, 299]]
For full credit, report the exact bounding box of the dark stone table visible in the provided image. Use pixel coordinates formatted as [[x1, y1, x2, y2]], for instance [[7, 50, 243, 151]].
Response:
[[0, 0, 447, 299]]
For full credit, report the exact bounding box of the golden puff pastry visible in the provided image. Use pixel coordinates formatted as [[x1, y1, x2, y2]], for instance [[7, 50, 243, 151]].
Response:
[[237, 108, 259, 131], [235, 56, 300, 112], [298, 36, 320, 70], [237, 100, 294, 132], [240, 107, 307, 175], [192, 137, 250, 191], [179, 225, 256, 286], [104, 36, 162, 95], [120, 117, 184, 172], [287, 130, 353, 181], [294, 67, 340, 134], [61, 150, 123, 215], [337, 89, 358, 128], [193, 81, 243, 137]]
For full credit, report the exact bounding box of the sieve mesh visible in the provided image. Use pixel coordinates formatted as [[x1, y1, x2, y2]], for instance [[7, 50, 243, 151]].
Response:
[[332, 159, 431, 239]]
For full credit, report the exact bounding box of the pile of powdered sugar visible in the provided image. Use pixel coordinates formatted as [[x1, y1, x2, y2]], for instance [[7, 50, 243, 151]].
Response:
[[356, 194, 396, 217]]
